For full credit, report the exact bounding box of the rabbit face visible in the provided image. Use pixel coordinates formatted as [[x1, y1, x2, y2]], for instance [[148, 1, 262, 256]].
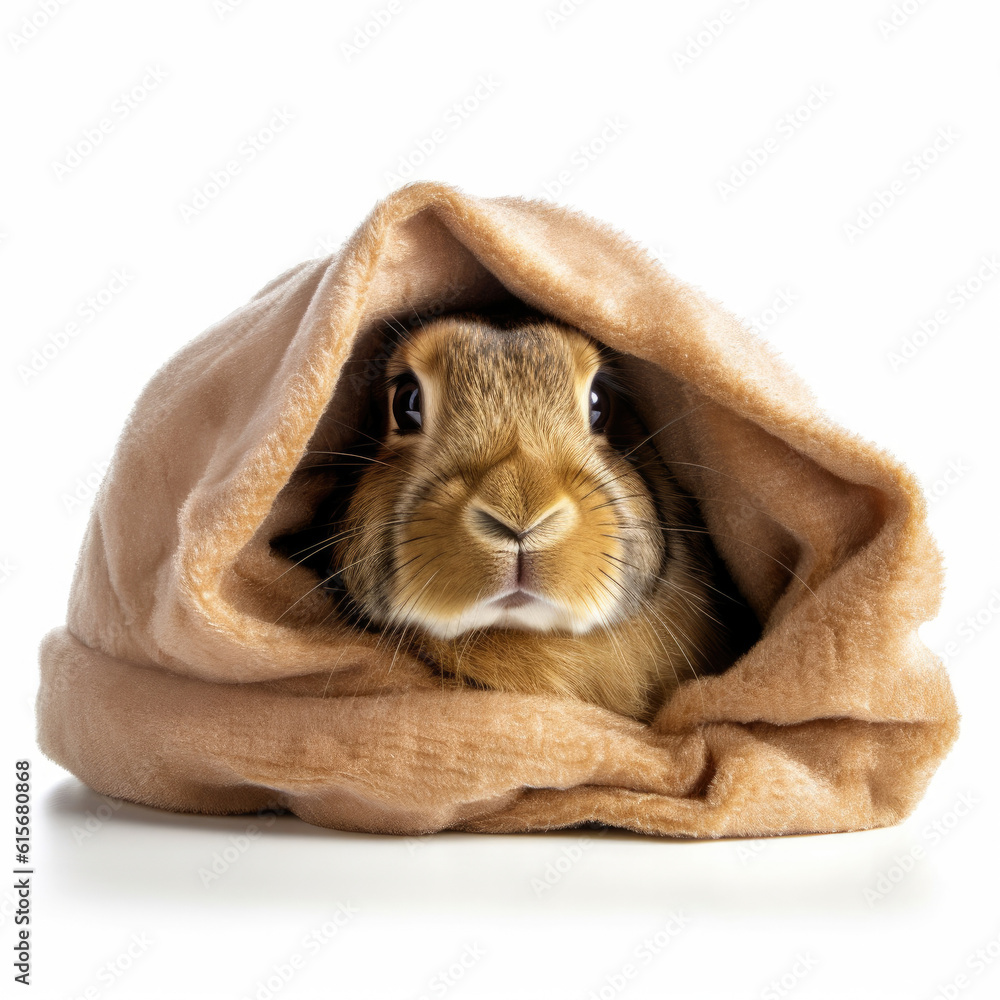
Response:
[[335, 315, 672, 641]]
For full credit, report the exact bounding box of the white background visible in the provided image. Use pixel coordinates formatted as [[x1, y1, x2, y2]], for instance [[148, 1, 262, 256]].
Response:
[[2, 1, 998, 997]]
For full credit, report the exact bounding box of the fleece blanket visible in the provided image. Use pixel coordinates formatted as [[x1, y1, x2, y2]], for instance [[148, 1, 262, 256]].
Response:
[[36, 181, 959, 837]]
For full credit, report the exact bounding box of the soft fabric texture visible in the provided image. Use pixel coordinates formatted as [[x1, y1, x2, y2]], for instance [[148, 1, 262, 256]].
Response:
[[36, 181, 959, 837]]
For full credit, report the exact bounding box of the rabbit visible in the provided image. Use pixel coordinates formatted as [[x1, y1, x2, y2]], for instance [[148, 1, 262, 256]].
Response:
[[279, 310, 758, 722]]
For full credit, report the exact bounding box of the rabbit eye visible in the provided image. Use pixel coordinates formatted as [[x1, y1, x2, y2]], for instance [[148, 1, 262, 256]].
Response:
[[392, 378, 423, 432], [589, 379, 612, 432]]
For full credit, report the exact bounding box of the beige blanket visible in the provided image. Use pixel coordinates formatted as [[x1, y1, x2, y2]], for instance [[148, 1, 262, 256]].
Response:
[[36, 181, 959, 836]]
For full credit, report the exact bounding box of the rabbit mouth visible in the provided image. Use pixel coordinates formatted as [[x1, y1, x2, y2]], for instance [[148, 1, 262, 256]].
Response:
[[489, 589, 536, 610], [414, 586, 600, 638]]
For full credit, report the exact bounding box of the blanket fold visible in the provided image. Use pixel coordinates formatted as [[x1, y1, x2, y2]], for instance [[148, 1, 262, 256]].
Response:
[[36, 181, 959, 836]]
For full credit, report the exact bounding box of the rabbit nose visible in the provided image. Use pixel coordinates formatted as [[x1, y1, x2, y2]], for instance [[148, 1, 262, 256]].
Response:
[[469, 507, 523, 542], [467, 498, 576, 549]]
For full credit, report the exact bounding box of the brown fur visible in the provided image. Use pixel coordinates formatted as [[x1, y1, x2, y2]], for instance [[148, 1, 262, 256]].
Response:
[[325, 314, 741, 720]]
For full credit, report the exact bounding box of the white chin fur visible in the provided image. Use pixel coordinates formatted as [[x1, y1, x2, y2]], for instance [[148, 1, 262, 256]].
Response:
[[398, 596, 610, 640]]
